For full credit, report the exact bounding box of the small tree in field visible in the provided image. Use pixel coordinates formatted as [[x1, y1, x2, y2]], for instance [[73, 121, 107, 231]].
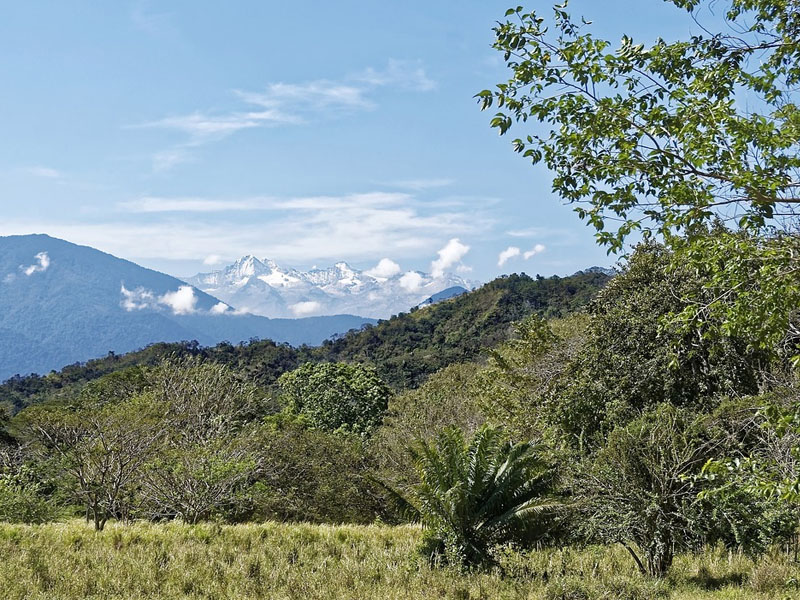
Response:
[[582, 405, 709, 577], [394, 425, 557, 569], [20, 396, 163, 530]]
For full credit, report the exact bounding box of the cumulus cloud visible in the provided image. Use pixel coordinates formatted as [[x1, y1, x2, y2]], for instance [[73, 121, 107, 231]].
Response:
[[524, 244, 546, 259], [211, 302, 230, 315], [399, 271, 424, 292], [497, 246, 521, 267], [159, 286, 198, 315], [22, 252, 51, 276], [431, 238, 470, 278], [203, 254, 225, 266], [120, 284, 157, 311], [365, 258, 401, 279], [290, 301, 322, 316]]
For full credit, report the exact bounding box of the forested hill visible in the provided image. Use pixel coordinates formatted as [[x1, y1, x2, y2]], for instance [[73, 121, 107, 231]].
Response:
[[0, 270, 610, 411], [314, 270, 611, 387]]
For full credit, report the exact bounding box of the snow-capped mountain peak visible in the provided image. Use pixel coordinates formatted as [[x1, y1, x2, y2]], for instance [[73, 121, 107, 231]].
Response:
[[185, 257, 476, 319]]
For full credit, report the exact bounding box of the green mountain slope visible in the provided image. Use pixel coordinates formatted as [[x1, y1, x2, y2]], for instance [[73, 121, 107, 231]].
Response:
[[0, 271, 610, 411]]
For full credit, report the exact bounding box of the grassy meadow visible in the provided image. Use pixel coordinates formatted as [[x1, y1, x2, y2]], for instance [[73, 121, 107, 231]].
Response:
[[0, 520, 798, 600]]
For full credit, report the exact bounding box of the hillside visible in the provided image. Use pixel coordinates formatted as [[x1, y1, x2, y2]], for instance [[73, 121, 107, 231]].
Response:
[[0, 270, 609, 411], [313, 270, 611, 387]]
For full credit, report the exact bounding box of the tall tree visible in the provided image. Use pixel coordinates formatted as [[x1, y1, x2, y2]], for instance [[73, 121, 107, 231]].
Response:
[[479, 0, 800, 356]]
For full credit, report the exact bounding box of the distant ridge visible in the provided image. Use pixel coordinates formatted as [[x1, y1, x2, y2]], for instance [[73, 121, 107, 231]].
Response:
[[186, 256, 476, 319], [417, 286, 468, 307], [0, 235, 374, 381]]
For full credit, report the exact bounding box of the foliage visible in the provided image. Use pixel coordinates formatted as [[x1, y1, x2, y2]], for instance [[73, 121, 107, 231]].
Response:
[[17, 395, 164, 530], [580, 405, 710, 577], [370, 363, 486, 495], [137, 358, 266, 523], [480, 0, 800, 251], [278, 362, 392, 437], [316, 271, 610, 388], [476, 313, 587, 441], [0, 466, 60, 523], [396, 425, 557, 569], [246, 416, 381, 524]]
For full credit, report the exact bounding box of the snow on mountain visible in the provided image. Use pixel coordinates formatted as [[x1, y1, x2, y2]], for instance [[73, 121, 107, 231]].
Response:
[[185, 257, 477, 319]]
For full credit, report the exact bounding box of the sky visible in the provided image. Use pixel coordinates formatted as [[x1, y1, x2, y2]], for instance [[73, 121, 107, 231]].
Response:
[[0, 1, 700, 282]]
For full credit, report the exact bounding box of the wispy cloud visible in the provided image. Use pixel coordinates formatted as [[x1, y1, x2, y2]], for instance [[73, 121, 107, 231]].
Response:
[[290, 301, 322, 316], [25, 166, 61, 179], [118, 192, 411, 213], [352, 59, 436, 91], [22, 252, 51, 276], [387, 178, 454, 191], [3, 190, 484, 265], [137, 60, 435, 171]]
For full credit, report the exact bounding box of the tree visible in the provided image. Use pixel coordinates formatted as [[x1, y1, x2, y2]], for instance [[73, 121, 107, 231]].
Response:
[[138, 358, 264, 523], [19, 396, 164, 530], [581, 405, 709, 577], [479, 0, 800, 358], [370, 362, 486, 495], [278, 362, 392, 437], [392, 425, 557, 569], [480, 0, 800, 249]]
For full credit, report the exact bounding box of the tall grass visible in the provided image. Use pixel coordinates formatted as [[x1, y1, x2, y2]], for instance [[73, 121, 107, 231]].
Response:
[[0, 520, 797, 599]]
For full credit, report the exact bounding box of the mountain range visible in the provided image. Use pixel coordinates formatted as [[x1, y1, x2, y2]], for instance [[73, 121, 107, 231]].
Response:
[[185, 256, 475, 319], [0, 235, 375, 381]]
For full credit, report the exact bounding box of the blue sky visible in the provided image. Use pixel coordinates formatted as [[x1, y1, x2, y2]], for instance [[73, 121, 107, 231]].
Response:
[[0, 1, 697, 281]]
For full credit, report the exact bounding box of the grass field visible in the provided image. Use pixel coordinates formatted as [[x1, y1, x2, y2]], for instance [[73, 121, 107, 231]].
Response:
[[0, 520, 798, 599]]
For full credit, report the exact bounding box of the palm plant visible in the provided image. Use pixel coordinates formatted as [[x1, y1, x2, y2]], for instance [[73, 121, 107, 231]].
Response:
[[392, 425, 558, 568]]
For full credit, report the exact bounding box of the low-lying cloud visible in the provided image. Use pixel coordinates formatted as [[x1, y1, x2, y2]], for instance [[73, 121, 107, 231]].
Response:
[[290, 301, 322, 316], [22, 252, 51, 276], [121, 284, 199, 315]]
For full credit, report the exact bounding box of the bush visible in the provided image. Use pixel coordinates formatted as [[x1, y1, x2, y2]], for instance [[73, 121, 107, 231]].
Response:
[[0, 468, 59, 523]]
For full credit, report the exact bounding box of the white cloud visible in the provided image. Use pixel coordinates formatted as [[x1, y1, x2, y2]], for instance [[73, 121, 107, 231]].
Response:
[[22, 252, 50, 276], [0, 188, 485, 267], [237, 82, 371, 112], [138, 60, 435, 171], [211, 302, 230, 315], [388, 178, 454, 191], [3, 273, 17, 284], [506, 227, 544, 238], [290, 301, 321, 316], [353, 59, 436, 92], [203, 254, 225, 266], [120, 284, 157, 311], [497, 246, 521, 267], [26, 166, 61, 179], [159, 286, 198, 315], [524, 244, 546, 259], [365, 258, 401, 279], [399, 271, 424, 291], [431, 238, 470, 278], [121, 196, 274, 213]]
